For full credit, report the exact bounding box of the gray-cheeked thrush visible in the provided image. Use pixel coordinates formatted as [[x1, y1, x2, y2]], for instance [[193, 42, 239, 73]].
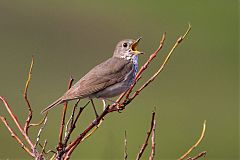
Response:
[[41, 38, 143, 114]]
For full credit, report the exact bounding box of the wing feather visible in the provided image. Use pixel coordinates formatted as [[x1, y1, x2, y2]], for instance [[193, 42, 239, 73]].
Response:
[[61, 57, 133, 100]]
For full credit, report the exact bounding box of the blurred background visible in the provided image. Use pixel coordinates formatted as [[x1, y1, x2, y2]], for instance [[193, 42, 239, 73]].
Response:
[[0, 0, 238, 160]]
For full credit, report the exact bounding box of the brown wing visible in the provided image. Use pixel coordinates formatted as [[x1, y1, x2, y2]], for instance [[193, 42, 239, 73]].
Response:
[[61, 57, 133, 100]]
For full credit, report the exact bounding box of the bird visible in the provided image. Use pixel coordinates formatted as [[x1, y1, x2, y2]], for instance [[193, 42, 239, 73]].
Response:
[[41, 38, 143, 114]]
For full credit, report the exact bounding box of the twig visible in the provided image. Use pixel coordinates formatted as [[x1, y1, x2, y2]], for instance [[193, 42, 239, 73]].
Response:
[[0, 116, 34, 157], [149, 119, 156, 160], [80, 118, 103, 142], [63, 106, 109, 160], [29, 112, 48, 127], [63, 100, 87, 145], [57, 77, 74, 153], [125, 33, 166, 99], [0, 96, 34, 151], [64, 100, 79, 138], [23, 56, 34, 134], [39, 140, 56, 155], [136, 111, 155, 160], [65, 99, 80, 138], [178, 120, 207, 160], [187, 151, 207, 160], [115, 32, 166, 105], [129, 23, 191, 101], [124, 131, 128, 160], [34, 116, 48, 149]]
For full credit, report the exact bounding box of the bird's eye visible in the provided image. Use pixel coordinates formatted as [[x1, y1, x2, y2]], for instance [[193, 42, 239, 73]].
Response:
[[123, 43, 128, 48]]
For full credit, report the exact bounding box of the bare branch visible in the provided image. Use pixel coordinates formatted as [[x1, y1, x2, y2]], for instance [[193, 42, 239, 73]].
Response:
[[0, 96, 34, 150], [64, 106, 110, 159], [0, 116, 34, 157], [124, 131, 128, 160], [81, 118, 103, 142], [63, 100, 87, 145], [126, 33, 166, 99], [178, 120, 207, 160], [136, 111, 155, 160], [129, 24, 191, 101], [30, 112, 48, 127], [39, 140, 56, 155], [115, 33, 166, 105], [23, 56, 34, 134], [34, 116, 48, 149], [57, 77, 74, 153], [187, 151, 207, 160], [149, 119, 156, 160]]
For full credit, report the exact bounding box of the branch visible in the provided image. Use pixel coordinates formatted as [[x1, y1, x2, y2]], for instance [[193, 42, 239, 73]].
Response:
[[0, 57, 46, 159], [63, 100, 88, 145], [124, 131, 128, 160], [187, 151, 207, 160], [63, 106, 110, 160], [34, 116, 48, 150], [116, 32, 166, 104], [0, 96, 34, 150], [23, 56, 34, 134], [178, 120, 207, 160], [39, 140, 56, 155], [136, 111, 155, 160], [57, 77, 74, 153], [129, 23, 192, 101], [149, 119, 156, 160], [0, 116, 34, 157]]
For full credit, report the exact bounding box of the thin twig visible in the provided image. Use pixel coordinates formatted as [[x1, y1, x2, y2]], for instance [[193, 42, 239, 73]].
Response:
[[149, 119, 156, 160], [178, 120, 207, 160], [115, 33, 166, 105], [34, 116, 48, 149], [64, 100, 80, 138], [187, 151, 207, 160], [64, 106, 109, 160], [130, 23, 191, 101], [29, 112, 48, 127], [23, 56, 34, 134], [0, 96, 34, 150], [58, 77, 74, 152], [125, 33, 166, 99], [80, 118, 103, 142], [39, 140, 56, 155], [63, 100, 88, 145], [124, 130, 128, 160], [136, 111, 156, 160], [65, 99, 80, 138], [0, 116, 34, 157]]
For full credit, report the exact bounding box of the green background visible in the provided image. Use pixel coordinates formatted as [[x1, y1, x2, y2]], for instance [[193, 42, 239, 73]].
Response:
[[0, 0, 238, 159]]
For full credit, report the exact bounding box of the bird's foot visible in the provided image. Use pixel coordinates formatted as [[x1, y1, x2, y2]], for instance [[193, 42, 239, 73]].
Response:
[[92, 119, 99, 126], [117, 104, 125, 113]]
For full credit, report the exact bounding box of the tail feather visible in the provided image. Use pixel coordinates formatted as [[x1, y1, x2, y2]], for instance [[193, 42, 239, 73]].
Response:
[[41, 98, 63, 114]]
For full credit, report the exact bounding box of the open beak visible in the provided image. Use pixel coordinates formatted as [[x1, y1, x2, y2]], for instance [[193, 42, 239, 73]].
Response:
[[131, 37, 144, 55]]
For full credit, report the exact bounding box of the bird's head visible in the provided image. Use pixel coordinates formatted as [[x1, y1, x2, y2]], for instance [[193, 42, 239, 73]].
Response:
[[113, 37, 144, 60]]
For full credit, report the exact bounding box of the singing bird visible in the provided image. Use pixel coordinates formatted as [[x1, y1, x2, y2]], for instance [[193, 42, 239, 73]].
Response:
[[41, 38, 143, 114]]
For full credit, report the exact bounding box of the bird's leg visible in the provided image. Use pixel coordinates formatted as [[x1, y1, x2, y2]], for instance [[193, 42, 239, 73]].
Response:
[[102, 99, 107, 111], [90, 99, 99, 118], [101, 98, 123, 113], [101, 98, 120, 106]]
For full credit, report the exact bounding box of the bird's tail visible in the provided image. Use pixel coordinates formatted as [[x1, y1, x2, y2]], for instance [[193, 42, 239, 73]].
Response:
[[41, 98, 63, 114]]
